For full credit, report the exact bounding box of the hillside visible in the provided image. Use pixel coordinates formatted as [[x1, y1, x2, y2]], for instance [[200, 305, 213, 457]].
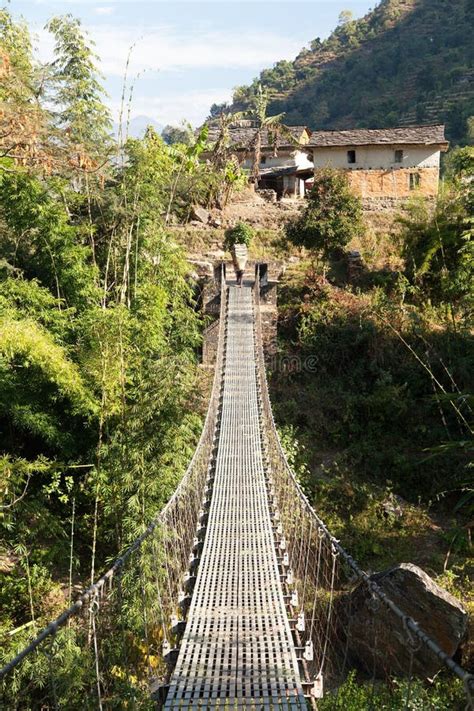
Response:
[[227, 0, 474, 145]]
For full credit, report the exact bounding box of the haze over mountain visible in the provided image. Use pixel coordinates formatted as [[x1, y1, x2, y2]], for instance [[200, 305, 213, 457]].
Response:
[[113, 115, 164, 139], [226, 0, 473, 145]]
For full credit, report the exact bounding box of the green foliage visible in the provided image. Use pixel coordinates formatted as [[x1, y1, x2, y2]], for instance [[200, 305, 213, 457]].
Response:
[[399, 156, 473, 317], [274, 263, 473, 685], [204, 112, 247, 205], [124, 124, 240, 220], [0, 10, 28, 58], [243, 83, 287, 182], [46, 14, 112, 162], [444, 145, 474, 179], [319, 670, 466, 710], [162, 123, 193, 146], [223, 221, 255, 251], [274, 264, 473, 503], [338, 10, 355, 26], [230, 0, 474, 145], [0, 276, 72, 338], [258, 60, 296, 94], [285, 169, 363, 258], [0, 8, 207, 706], [0, 314, 94, 420]]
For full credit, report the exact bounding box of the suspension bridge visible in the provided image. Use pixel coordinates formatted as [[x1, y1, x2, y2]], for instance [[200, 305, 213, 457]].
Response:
[[1, 267, 473, 709]]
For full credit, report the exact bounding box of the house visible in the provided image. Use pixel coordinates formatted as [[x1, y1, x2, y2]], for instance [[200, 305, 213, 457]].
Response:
[[205, 122, 314, 198], [308, 125, 449, 205]]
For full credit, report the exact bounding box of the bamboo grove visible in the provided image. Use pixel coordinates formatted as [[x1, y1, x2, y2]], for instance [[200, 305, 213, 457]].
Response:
[[0, 9, 243, 705]]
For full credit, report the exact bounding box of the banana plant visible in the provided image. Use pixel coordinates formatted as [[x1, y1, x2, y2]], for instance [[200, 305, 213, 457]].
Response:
[[245, 83, 288, 184]]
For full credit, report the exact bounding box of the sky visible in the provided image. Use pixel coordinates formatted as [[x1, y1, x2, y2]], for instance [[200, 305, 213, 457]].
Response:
[[11, 0, 375, 129]]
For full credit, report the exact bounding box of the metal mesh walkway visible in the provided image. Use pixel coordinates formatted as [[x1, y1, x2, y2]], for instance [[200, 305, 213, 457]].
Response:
[[164, 285, 306, 709]]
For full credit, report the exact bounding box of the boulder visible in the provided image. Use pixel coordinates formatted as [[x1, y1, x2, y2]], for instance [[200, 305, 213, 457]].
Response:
[[191, 205, 210, 224], [380, 494, 406, 520], [257, 189, 277, 204], [346, 563, 468, 679], [207, 249, 226, 261], [187, 259, 214, 279]]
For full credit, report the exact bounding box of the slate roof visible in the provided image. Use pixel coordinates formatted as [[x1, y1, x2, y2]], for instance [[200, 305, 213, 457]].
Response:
[[259, 165, 314, 178], [206, 122, 311, 150], [308, 125, 448, 148]]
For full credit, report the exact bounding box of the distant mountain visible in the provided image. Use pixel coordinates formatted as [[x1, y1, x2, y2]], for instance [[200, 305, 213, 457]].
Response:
[[228, 0, 474, 145], [113, 115, 164, 139]]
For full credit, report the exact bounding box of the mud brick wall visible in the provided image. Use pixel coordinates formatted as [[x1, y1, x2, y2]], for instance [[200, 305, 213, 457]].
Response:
[[347, 167, 439, 200]]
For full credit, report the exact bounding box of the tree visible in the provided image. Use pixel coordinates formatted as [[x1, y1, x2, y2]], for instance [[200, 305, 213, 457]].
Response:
[[467, 116, 474, 142], [206, 111, 246, 206], [46, 15, 112, 169], [0, 8, 210, 706], [444, 144, 474, 179], [162, 124, 193, 146], [209, 102, 230, 119], [208, 110, 240, 168], [244, 83, 287, 184], [399, 151, 473, 318], [285, 169, 363, 258], [259, 60, 296, 92], [338, 10, 354, 26], [0, 11, 52, 170]]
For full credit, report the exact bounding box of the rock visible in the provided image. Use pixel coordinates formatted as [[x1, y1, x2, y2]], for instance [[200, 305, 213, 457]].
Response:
[[346, 563, 468, 679], [347, 250, 364, 282], [208, 250, 226, 260], [380, 494, 405, 520], [0, 553, 18, 573], [191, 205, 210, 224], [187, 259, 214, 278], [257, 189, 277, 204]]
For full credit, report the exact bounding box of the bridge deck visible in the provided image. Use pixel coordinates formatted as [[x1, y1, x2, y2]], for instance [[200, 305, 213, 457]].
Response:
[[164, 285, 305, 709]]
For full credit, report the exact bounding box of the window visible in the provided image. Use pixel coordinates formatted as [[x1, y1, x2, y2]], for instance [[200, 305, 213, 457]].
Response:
[[409, 173, 421, 190], [347, 150, 356, 164], [395, 149, 404, 163]]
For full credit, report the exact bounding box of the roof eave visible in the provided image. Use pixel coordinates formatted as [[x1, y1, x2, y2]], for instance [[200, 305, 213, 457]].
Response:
[[309, 141, 450, 150]]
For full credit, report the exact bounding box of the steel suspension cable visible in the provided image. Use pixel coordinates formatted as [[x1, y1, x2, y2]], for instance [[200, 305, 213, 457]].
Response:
[[0, 266, 228, 686], [252, 273, 474, 706]]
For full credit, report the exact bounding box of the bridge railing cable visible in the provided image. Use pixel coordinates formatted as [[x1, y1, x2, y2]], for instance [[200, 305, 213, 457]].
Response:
[[253, 273, 473, 710], [0, 266, 228, 709]]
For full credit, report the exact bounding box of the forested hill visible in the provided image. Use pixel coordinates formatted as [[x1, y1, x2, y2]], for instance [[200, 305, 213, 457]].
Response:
[[227, 0, 474, 145]]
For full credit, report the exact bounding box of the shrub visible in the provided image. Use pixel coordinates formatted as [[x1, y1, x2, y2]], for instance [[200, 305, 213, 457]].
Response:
[[285, 169, 363, 259], [319, 670, 466, 710]]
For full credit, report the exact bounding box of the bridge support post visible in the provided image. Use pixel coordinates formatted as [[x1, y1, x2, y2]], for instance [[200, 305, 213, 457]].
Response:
[[202, 260, 282, 367], [254, 261, 280, 365]]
